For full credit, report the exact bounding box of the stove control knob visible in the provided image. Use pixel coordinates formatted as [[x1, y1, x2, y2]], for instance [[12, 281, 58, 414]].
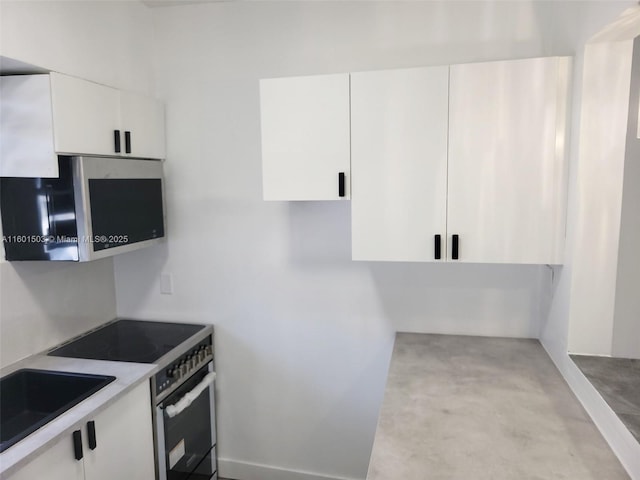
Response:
[[167, 368, 175, 378], [198, 350, 205, 363], [205, 345, 213, 356]]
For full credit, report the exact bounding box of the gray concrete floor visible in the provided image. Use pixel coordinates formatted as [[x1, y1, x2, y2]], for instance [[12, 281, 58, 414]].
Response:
[[571, 354, 640, 442], [367, 334, 629, 480]]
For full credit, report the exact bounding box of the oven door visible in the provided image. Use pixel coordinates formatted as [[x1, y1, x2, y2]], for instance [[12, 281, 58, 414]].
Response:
[[156, 363, 217, 480]]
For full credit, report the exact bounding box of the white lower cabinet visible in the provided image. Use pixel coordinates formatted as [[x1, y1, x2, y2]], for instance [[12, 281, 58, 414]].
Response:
[[5, 435, 85, 480], [6, 382, 155, 480], [82, 382, 155, 480]]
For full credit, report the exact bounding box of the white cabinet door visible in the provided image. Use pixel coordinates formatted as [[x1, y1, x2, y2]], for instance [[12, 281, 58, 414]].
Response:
[[0, 75, 58, 177], [1, 73, 165, 176], [260, 73, 350, 200], [5, 436, 84, 480], [82, 382, 155, 480], [351, 66, 449, 261], [447, 57, 570, 264], [50, 73, 121, 157], [120, 91, 166, 159]]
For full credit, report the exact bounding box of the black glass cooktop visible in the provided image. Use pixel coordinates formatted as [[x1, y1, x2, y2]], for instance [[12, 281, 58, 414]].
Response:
[[48, 319, 206, 363]]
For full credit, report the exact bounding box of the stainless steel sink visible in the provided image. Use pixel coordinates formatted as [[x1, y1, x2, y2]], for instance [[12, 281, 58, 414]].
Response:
[[0, 369, 115, 452]]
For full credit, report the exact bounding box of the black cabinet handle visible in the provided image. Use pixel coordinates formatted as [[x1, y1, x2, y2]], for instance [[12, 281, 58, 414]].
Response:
[[338, 172, 345, 198], [73, 430, 83, 461], [114, 130, 121, 153], [452, 234, 459, 260], [125, 131, 132, 154], [87, 421, 97, 450], [434, 234, 442, 260]]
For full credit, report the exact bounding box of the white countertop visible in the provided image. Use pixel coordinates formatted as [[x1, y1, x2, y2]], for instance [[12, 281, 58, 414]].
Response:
[[0, 354, 157, 478]]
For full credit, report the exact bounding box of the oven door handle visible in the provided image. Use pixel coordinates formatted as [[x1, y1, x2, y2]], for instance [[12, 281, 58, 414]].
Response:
[[164, 371, 216, 418]]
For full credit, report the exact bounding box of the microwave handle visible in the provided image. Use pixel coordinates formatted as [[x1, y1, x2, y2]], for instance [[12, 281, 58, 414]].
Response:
[[164, 372, 216, 418], [44, 186, 57, 239]]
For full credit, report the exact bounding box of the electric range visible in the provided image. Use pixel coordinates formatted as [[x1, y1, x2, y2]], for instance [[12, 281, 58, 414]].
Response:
[[49, 319, 206, 363], [48, 318, 218, 480]]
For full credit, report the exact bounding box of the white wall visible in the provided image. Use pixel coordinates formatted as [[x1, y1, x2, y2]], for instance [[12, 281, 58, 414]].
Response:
[[612, 37, 640, 359], [112, 2, 631, 479], [0, 260, 117, 367], [0, 1, 155, 368], [0, 0, 155, 93], [566, 38, 634, 356], [540, 5, 640, 479], [558, 18, 640, 359], [540, 1, 636, 358], [0, 0, 636, 478]]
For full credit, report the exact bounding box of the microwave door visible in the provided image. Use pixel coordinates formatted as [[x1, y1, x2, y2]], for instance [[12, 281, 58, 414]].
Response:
[[73, 156, 166, 262]]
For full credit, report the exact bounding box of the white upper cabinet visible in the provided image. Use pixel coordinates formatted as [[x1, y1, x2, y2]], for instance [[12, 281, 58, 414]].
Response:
[[448, 57, 570, 264], [0, 75, 60, 177], [351, 66, 449, 261], [50, 72, 121, 157], [0, 72, 166, 178], [53, 75, 166, 160], [350, 56, 570, 264], [259, 56, 570, 264], [120, 90, 166, 160], [260, 73, 351, 200]]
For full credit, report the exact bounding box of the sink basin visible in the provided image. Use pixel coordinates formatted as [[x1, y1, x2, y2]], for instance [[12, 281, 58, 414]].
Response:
[[0, 369, 116, 452]]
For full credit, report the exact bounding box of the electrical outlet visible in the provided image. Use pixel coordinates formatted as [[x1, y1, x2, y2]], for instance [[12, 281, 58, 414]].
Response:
[[160, 273, 173, 295]]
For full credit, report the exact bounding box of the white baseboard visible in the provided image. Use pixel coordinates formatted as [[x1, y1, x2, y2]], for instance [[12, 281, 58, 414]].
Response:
[[541, 341, 640, 480], [218, 458, 360, 480]]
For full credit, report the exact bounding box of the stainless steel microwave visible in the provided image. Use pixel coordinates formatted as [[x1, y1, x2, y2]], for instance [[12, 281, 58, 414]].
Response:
[[0, 155, 166, 261]]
